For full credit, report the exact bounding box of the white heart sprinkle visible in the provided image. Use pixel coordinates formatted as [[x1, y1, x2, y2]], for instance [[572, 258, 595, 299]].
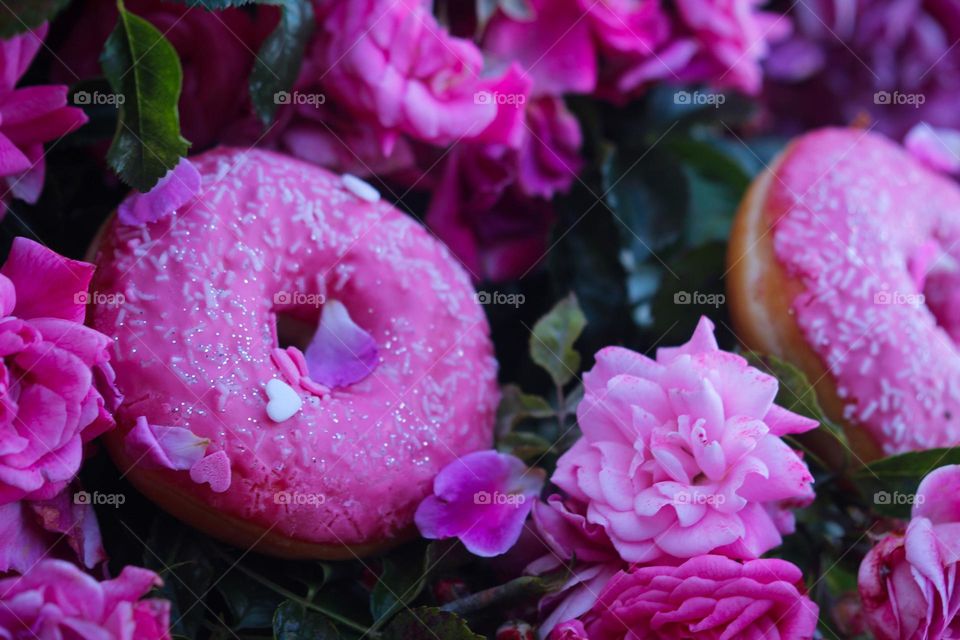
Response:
[[265, 379, 302, 422], [341, 174, 380, 203]]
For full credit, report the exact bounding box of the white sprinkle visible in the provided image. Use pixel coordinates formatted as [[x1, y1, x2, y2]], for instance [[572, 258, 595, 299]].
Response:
[[341, 174, 380, 203]]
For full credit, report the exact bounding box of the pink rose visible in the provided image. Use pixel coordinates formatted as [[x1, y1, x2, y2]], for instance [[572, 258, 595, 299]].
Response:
[[0, 25, 87, 208], [309, 0, 528, 148], [528, 496, 622, 636], [553, 316, 817, 563], [859, 465, 960, 639], [0, 559, 171, 639], [0, 238, 120, 505], [483, 0, 672, 98], [577, 555, 818, 639], [415, 450, 545, 557]]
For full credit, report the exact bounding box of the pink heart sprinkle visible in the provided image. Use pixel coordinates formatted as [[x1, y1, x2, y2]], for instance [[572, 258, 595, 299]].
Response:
[[189, 450, 232, 493]]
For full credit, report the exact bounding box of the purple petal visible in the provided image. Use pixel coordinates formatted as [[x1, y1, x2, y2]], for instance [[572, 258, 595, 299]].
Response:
[[304, 299, 378, 388], [125, 416, 209, 471], [905, 123, 960, 174], [117, 157, 201, 226]]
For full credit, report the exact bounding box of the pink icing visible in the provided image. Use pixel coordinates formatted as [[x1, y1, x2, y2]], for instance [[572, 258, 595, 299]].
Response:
[[90, 147, 498, 547], [768, 128, 960, 453]]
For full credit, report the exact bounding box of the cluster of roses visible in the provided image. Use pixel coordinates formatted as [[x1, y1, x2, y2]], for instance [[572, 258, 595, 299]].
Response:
[[418, 318, 960, 639]]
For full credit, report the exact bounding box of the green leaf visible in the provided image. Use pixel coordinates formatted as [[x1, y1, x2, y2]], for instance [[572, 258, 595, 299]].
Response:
[[101, 0, 190, 191], [495, 384, 553, 437], [496, 430, 553, 462], [274, 600, 340, 639], [853, 448, 960, 518], [529, 294, 587, 387], [215, 570, 282, 631], [0, 0, 70, 38], [440, 574, 566, 617], [369, 544, 430, 627], [382, 608, 482, 640], [250, 0, 315, 125]]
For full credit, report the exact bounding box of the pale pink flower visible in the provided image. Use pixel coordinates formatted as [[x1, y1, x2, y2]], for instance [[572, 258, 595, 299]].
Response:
[[0, 24, 87, 208], [309, 0, 528, 149], [553, 316, 817, 563], [859, 464, 960, 640], [0, 238, 120, 505], [575, 555, 818, 639], [0, 559, 171, 639], [415, 450, 545, 557]]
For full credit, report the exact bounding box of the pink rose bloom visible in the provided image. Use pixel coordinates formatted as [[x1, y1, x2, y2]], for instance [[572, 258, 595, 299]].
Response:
[[0, 24, 87, 209], [574, 555, 818, 639], [0, 237, 120, 505], [483, 0, 672, 98], [528, 496, 622, 636], [309, 0, 528, 149], [553, 316, 817, 564], [0, 559, 171, 639], [415, 450, 545, 557], [665, 0, 791, 95], [859, 465, 960, 639]]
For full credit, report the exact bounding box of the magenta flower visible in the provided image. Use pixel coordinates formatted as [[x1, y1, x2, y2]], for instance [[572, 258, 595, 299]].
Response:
[[528, 496, 622, 636], [553, 317, 817, 564], [0, 238, 120, 505], [415, 450, 545, 557], [0, 559, 171, 639], [575, 556, 819, 639], [309, 0, 528, 149], [0, 24, 87, 208], [859, 465, 960, 639]]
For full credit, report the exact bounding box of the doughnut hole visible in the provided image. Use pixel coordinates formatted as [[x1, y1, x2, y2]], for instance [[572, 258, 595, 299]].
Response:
[[272, 293, 323, 351]]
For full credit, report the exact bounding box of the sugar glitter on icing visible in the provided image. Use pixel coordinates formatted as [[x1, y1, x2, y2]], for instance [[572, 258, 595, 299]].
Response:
[[767, 128, 960, 454], [341, 173, 380, 202], [90, 147, 498, 547]]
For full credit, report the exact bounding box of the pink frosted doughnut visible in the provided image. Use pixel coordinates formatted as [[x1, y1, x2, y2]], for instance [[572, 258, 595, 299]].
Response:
[[729, 127, 960, 459], [89, 148, 498, 558]]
